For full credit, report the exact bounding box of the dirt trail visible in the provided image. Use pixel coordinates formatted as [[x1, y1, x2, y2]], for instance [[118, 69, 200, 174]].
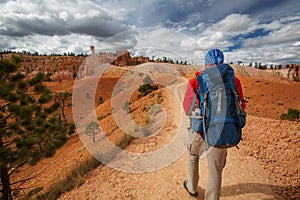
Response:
[[59, 148, 279, 200], [59, 83, 281, 200]]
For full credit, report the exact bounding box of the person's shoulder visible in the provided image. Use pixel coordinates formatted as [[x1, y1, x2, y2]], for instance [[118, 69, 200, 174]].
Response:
[[189, 77, 197, 84], [234, 76, 242, 86], [234, 76, 241, 82], [189, 71, 202, 81]]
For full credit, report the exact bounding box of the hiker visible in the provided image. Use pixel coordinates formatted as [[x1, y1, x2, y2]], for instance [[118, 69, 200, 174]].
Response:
[[183, 49, 246, 199]]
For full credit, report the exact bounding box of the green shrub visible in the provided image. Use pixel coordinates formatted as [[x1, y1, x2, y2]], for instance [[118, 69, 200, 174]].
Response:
[[21, 186, 43, 200], [123, 100, 129, 112], [281, 108, 300, 121], [138, 84, 158, 96]]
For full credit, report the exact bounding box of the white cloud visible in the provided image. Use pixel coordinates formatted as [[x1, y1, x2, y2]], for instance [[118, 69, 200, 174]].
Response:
[[2, 33, 101, 55], [190, 14, 258, 51], [110, 8, 129, 21], [204, 14, 258, 36], [0, 0, 130, 37], [280, 15, 300, 23], [181, 38, 198, 49], [196, 31, 232, 51], [190, 12, 300, 65], [2, 0, 40, 14], [59, 11, 69, 21], [126, 28, 202, 63], [137, 17, 143, 24], [244, 20, 300, 48], [258, 20, 282, 31], [293, 41, 300, 47], [1, 2, 55, 23], [225, 41, 300, 65]]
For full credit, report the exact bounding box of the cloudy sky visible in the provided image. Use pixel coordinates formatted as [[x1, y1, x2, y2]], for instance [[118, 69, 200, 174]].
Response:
[[0, 0, 300, 65]]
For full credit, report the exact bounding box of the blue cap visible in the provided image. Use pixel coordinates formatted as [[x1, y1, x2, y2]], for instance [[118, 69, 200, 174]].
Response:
[[205, 49, 224, 66]]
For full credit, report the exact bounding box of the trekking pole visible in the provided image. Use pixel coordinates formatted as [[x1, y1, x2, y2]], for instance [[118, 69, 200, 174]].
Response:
[[202, 93, 209, 150]]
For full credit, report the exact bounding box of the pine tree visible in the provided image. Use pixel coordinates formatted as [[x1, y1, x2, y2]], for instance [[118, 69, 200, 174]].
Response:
[[85, 121, 99, 143], [0, 55, 74, 199], [55, 91, 72, 126]]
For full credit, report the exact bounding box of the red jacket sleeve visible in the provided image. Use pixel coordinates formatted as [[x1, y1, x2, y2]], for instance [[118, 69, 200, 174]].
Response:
[[234, 77, 246, 110], [183, 78, 199, 115]]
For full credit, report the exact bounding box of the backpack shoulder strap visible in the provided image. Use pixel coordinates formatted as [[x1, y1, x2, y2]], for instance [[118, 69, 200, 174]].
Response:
[[196, 74, 207, 97], [232, 88, 246, 115], [196, 74, 209, 149], [187, 94, 198, 116]]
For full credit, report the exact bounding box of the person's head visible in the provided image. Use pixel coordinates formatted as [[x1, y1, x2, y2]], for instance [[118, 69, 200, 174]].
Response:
[[205, 49, 224, 68]]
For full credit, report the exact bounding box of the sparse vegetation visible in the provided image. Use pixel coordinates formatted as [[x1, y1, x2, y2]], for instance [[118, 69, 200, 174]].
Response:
[[138, 76, 158, 96], [85, 121, 100, 143], [154, 92, 163, 104], [123, 100, 130, 112], [138, 84, 158, 96], [19, 186, 43, 200], [280, 108, 300, 121], [55, 91, 72, 125], [35, 156, 100, 200]]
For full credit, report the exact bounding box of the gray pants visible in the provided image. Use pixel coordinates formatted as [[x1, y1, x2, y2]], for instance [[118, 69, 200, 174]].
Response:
[[187, 128, 227, 200]]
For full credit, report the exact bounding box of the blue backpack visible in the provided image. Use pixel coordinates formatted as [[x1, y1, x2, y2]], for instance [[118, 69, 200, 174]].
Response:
[[190, 64, 246, 148]]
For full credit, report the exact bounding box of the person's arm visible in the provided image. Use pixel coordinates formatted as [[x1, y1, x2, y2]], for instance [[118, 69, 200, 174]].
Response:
[[183, 78, 199, 115], [234, 77, 246, 110]]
